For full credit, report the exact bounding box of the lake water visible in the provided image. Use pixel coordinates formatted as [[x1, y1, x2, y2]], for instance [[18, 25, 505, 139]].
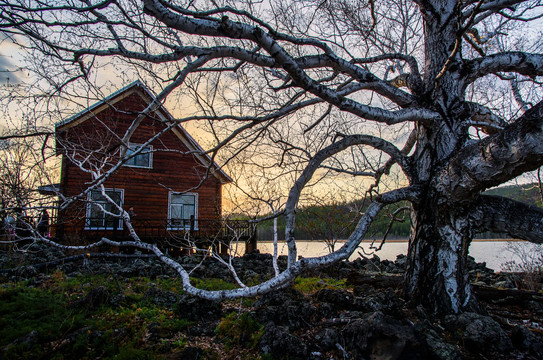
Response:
[[232, 239, 543, 272]]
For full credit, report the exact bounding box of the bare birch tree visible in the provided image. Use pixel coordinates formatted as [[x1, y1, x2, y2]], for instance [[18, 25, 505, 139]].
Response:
[[1, 0, 542, 314]]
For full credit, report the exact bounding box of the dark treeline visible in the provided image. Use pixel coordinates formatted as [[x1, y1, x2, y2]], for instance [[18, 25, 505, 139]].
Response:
[[254, 183, 542, 241], [484, 183, 543, 206], [256, 200, 411, 241]]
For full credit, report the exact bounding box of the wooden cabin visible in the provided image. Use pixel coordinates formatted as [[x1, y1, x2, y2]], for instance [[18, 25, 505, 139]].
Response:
[[53, 81, 251, 253]]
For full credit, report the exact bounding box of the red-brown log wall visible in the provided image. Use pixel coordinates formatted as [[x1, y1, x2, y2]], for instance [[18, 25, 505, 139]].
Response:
[[57, 90, 223, 239]]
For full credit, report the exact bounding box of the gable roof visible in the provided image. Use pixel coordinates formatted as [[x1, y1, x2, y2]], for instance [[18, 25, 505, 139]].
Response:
[[56, 80, 232, 184]]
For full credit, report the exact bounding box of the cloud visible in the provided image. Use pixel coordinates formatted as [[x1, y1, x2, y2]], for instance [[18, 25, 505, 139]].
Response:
[[0, 32, 25, 85], [0, 54, 22, 85]]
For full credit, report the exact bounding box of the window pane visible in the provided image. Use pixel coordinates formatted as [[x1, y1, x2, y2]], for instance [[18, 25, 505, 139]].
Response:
[[125, 147, 136, 166], [87, 189, 123, 228], [89, 204, 104, 227], [169, 194, 196, 228], [91, 191, 104, 201], [135, 152, 150, 167], [107, 190, 122, 204], [125, 144, 151, 168], [171, 194, 195, 205], [171, 204, 182, 219], [184, 195, 195, 205], [183, 205, 195, 219], [171, 194, 182, 204], [105, 216, 118, 229], [104, 201, 120, 216], [88, 203, 103, 228]]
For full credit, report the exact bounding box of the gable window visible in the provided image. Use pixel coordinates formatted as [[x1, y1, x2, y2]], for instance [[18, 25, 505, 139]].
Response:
[[169, 192, 198, 230], [85, 189, 124, 230], [125, 143, 152, 168]]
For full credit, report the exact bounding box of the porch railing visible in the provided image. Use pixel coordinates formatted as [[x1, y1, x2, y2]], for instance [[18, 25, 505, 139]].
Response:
[[2, 216, 253, 239], [1, 215, 258, 255]]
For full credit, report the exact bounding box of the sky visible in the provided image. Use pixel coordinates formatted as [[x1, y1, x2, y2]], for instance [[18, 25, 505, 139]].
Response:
[[0, 33, 24, 85], [0, 3, 541, 214]]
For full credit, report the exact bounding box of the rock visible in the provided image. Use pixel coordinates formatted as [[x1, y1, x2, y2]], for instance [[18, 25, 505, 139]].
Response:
[[309, 351, 325, 360], [415, 324, 461, 360], [352, 288, 405, 316], [176, 293, 222, 321], [109, 293, 129, 308], [444, 312, 513, 354], [523, 300, 543, 315], [178, 346, 206, 359], [16, 265, 38, 278], [254, 287, 305, 307], [241, 251, 266, 261], [511, 325, 543, 358], [314, 301, 335, 320], [254, 288, 316, 329], [259, 324, 308, 359], [495, 279, 516, 289], [312, 328, 339, 352], [347, 272, 402, 289], [74, 286, 110, 311], [144, 322, 160, 343], [350, 257, 366, 270], [187, 322, 217, 336], [2, 330, 40, 351], [313, 288, 354, 311], [113, 327, 129, 339], [142, 284, 180, 308], [340, 311, 426, 359], [242, 269, 259, 283], [395, 254, 407, 269]]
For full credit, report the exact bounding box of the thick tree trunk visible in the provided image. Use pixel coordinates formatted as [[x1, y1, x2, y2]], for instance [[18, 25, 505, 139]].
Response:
[[399, 0, 480, 314], [404, 197, 482, 314]]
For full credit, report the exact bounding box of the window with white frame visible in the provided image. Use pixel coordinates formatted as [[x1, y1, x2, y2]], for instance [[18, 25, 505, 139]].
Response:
[[85, 189, 124, 230], [124, 143, 152, 168], [169, 192, 197, 229]]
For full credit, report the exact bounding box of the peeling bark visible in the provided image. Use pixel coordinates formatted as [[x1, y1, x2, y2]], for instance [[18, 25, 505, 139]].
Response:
[[438, 101, 543, 201], [404, 197, 482, 314]]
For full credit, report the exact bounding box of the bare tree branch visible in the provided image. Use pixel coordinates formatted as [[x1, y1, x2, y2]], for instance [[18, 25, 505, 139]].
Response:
[[464, 52, 543, 84], [439, 100, 543, 200], [473, 195, 543, 244]]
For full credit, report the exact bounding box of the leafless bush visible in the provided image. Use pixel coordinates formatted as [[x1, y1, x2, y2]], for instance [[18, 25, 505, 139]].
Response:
[[502, 242, 543, 291]]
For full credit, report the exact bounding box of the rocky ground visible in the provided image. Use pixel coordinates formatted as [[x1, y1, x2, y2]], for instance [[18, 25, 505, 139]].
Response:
[[1, 243, 543, 359]]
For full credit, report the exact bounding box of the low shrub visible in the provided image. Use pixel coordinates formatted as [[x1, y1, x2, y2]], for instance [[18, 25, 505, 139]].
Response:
[[190, 277, 237, 291], [293, 276, 349, 294], [216, 312, 264, 349], [502, 242, 543, 290]]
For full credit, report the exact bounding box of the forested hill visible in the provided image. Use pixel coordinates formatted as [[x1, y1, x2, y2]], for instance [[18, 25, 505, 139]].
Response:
[[484, 183, 542, 207], [256, 183, 543, 241]]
